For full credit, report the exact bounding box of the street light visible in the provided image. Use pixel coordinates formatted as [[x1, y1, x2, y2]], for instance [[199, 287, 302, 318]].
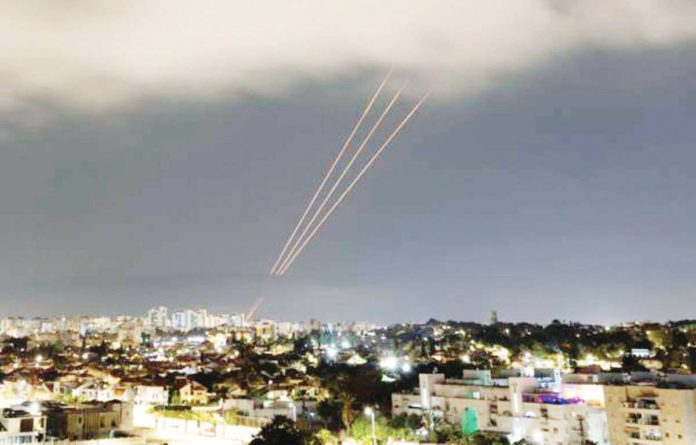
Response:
[[364, 407, 376, 445], [288, 402, 297, 422], [379, 356, 398, 371], [326, 345, 338, 360]]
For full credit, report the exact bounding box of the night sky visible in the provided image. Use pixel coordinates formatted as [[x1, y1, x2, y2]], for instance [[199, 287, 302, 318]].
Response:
[[1, 2, 695, 324]]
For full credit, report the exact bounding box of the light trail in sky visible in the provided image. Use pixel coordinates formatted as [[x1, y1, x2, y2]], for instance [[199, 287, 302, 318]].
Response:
[[269, 70, 393, 275], [275, 92, 429, 276], [273, 82, 406, 275]]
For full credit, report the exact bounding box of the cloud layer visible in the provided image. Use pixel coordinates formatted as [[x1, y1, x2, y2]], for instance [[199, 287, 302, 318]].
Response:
[[2, 0, 696, 110]]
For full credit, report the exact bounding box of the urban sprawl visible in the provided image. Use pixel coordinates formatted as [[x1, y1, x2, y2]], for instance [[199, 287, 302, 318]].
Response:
[[1, 308, 696, 444]]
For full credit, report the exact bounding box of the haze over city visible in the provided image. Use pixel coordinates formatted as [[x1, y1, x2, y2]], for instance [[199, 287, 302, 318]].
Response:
[[2, 0, 695, 324]]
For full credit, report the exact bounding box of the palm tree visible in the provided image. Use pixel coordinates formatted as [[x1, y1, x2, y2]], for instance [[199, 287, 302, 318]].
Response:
[[340, 393, 355, 429]]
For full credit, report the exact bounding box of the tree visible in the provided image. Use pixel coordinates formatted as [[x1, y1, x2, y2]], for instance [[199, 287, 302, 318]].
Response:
[[312, 429, 339, 445], [458, 433, 512, 445], [317, 399, 343, 431], [688, 347, 696, 373], [341, 393, 355, 429], [405, 413, 422, 430], [250, 416, 307, 445], [621, 354, 647, 372], [349, 415, 417, 445]]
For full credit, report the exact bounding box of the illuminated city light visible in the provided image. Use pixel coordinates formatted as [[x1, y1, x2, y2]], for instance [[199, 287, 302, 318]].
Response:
[[379, 356, 398, 371], [326, 345, 338, 359]]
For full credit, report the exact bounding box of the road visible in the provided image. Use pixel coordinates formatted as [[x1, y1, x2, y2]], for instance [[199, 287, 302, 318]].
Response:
[[141, 430, 246, 445]]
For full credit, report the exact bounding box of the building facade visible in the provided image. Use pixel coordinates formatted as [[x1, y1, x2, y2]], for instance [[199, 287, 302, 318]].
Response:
[[393, 371, 608, 445], [0, 408, 46, 444], [45, 401, 132, 441], [604, 384, 696, 444]]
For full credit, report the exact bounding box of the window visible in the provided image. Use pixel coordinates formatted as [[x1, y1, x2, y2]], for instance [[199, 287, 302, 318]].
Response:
[[20, 418, 34, 433]]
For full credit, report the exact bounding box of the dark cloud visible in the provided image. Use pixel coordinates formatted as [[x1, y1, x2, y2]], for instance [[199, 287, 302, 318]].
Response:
[[2, 1, 696, 111], [1, 47, 695, 323]]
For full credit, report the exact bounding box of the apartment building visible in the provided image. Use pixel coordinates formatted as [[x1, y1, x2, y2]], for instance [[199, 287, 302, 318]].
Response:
[[146, 306, 169, 328], [392, 371, 608, 445], [0, 407, 46, 444], [604, 384, 696, 444], [45, 400, 132, 441], [133, 385, 169, 405]]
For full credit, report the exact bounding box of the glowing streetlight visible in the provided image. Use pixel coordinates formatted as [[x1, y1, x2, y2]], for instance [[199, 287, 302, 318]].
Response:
[[364, 407, 377, 445], [326, 345, 338, 359], [379, 356, 398, 371]]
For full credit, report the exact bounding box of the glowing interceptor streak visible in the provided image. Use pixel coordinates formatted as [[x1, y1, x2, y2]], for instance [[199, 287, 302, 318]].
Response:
[[269, 71, 393, 275], [274, 83, 406, 275], [276, 93, 429, 275]]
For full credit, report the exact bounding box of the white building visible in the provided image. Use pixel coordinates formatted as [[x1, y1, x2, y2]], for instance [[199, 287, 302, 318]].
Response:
[[604, 383, 696, 444], [276, 321, 302, 338], [171, 309, 217, 331], [72, 382, 114, 402], [133, 385, 169, 405], [392, 371, 609, 445], [172, 310, 195, 331], [227, 313, 245, 328], [146, 306, 169, 328], [0, 407, 46, 444]]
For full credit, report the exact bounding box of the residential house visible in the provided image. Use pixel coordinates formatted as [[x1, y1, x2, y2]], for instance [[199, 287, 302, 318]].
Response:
[[0, 407, 46, 444]]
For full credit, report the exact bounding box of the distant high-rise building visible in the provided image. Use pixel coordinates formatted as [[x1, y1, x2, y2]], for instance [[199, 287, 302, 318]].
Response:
[[146, 306, 169, 328], [171, 310, 193, 331], [489, 310, 498, 325], [227, 313, 245, 327], [170, 308, 213, 331]]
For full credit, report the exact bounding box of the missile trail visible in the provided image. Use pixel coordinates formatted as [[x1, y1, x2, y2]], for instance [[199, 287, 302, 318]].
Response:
[[274, 82, 406, 275], [276, 93, 429, 275], [245, 296, 264, 323], [269, 70, 393, 275]]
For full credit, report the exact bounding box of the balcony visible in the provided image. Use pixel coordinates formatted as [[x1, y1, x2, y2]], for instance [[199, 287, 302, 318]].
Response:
[[627, 439, 663, 445], [631, 412, 659, 424], [626, 428, 663, 444], [621, 402, 660, 414]]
